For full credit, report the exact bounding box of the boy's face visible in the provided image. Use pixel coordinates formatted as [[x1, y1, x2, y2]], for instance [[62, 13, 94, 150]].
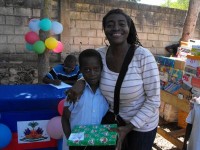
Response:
[[63, 61, 76, 74], [80, 57, 102, 87]]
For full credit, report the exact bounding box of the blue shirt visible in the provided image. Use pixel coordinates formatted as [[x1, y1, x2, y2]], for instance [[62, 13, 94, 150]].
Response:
[[66, 83, 109, 129], [46, 64, 82, 84]]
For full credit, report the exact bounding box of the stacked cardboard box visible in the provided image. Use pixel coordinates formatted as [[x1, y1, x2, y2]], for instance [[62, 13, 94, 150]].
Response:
[[157, 56, 187, 122], [157, 56, 186, 95], [158, 39, 200, 124], [182, 54, 200, 97], [177, 53, 200, 128]]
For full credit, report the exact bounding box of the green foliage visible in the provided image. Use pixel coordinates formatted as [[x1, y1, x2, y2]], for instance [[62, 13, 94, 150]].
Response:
[[161, 0, 189, 10]]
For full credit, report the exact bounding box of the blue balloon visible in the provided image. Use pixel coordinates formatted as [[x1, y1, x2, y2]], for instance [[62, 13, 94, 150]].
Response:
[[39, 18, 52, 31], [51, 21, 63, 35], [29, 19, 40, 32], [0, 124, 12, 148]]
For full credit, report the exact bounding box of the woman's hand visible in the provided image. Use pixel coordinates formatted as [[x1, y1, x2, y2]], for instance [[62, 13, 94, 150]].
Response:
[[65, 80, 85, 103], [110, 123, 134, 150]]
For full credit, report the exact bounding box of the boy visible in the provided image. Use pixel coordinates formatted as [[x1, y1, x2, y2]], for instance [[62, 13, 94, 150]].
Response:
[[43, 54, 82, 85], [182, 96, 200, 150], [61, 49, 109, 150]]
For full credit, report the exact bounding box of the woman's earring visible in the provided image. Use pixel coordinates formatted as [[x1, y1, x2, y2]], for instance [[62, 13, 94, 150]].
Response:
[[104, 37, 109, 47]]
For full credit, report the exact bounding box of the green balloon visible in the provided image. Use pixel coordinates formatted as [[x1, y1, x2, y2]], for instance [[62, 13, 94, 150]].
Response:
[[33, 41, 46, 54]]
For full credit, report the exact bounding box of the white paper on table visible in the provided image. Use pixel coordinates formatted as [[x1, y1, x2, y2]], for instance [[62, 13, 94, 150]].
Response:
[[49, 82, 72, 89], [68, 132, 84, 141]]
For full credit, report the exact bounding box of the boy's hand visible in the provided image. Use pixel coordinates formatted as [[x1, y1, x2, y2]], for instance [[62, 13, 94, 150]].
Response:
[[52, 79, 61, 85], [62, 107, 71, 139]]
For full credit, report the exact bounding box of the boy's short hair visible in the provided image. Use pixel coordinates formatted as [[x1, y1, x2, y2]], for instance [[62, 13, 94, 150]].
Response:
[[64, 54, 77, 64], [79, 49, 103, 69]]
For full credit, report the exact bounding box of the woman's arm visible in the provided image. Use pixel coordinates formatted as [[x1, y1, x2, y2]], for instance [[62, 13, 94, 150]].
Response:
[[130, 49, 160, 128], [65, 79, 85, 103]]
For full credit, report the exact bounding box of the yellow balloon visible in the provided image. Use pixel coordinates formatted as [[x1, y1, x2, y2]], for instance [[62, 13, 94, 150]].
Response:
[[45, 37, 58, 50]]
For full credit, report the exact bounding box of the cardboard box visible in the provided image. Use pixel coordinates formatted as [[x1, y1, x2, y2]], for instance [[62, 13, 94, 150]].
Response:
[[191, 45, 200, 56], [170, 57, 186, 70], [177, 46, 191, 59], [67, 124, 117, 146], [156, 56, 186, 70], [156, 56, 175, 68]]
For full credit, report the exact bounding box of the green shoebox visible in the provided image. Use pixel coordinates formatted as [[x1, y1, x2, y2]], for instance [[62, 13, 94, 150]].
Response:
[[67, 124, 117, 146]]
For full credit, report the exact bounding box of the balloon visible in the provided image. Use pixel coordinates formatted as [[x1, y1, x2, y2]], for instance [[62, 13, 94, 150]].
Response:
[[24, 31, 40, 44], [29, 19, 40, 32], [0, 124, 12, 149], [58, 99, 65, 115], [45, 37, 58, 50], [46, 116, 63, 139], [53, 41, 64, 53], [25, 43, 33, 51], [51, 21, 63, 35], [39, 18, 52, 31], [33, 41, 46, 54]]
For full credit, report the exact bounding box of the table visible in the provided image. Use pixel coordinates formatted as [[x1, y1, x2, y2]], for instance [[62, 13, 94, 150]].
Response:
[[158, 90, 190, 149], [0, 84, 69, 150], [0, 84, 67, 111]]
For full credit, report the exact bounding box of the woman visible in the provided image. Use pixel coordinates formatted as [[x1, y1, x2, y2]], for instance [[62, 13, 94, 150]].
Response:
[[66, 9, 160, 150]]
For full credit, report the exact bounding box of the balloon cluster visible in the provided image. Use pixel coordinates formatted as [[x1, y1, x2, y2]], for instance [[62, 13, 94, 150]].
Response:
[[46, 99, 65, 140], [24, 18, 64, 54]]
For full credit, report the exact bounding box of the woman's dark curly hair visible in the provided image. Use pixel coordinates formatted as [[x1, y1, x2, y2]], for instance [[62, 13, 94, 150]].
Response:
[[103, 8, 142, 46]]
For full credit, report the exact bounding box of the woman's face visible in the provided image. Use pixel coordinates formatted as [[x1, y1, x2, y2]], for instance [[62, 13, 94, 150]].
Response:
[[104, 14, 129, 45]]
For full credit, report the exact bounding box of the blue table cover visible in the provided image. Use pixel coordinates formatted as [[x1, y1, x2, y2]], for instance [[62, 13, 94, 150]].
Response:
[[0, 84, 69, 112]]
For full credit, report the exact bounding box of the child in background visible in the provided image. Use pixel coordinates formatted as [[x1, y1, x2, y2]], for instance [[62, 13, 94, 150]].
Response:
[[165, 43, 179, 57], [61, 49, 109, 150], [182, 96, 200, 150], [43, 54, 82, 85]]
